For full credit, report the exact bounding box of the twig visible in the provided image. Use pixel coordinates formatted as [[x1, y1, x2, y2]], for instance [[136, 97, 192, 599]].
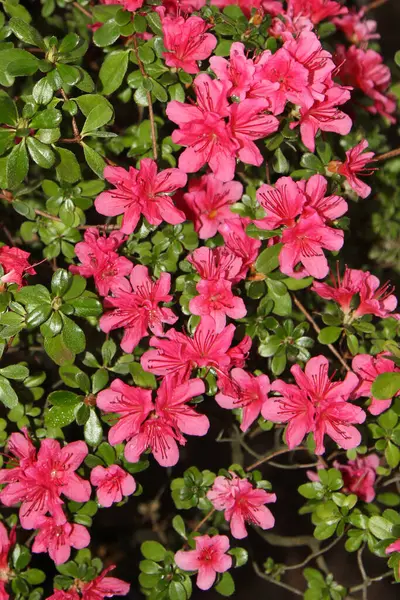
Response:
[[60, 89, 80, 141], [284, 535, 343, 571], [34, 209, 120, 230], [192, 508, 216, 533], [364, 0, 389, 13], [349, 571, 392, 593], [246, 446, 309, 471], [253, 562, 303, 596], [72, 1, 92, 18], [357, 546, 368, 600], [372, 147, 400, 163], [292, 294, 351, 372], [132, 36, 158, 160]]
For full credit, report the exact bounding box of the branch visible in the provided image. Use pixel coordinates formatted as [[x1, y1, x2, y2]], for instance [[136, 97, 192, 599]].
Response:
[[253, 562, 303, 596], [132, 36, 158, 160], [292, 294, 351, 372], [364, 0, 389, 12], [72, 1, 92, 18], [192, 508, 216, 533], [356, 546, 368, 600], [349, 571, 392, 593], [246, 446, 310, 471]]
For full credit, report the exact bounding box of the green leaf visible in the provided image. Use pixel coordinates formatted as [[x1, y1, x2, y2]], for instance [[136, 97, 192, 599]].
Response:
[[129, 362, 157, 389], [2, 48, 39, 77], [0, 90, 18, 125], [214, 40, 233, 57], [6, 141, 29, 188], [81, 102, 113, 136], [172, 515, 186, 538], [146, 12, 163, 35], [32, 78, 54, 105], [385, 441, 400, 469], [62, 315, 86, 354], [314, 522, 337, 540], [255, 243, 282, 275], [300, 153, 324, 173], [55, 147, 81, 183], [84, 409, 103, 447], [215, 571, 235, 596], [99, 50, 129, 95], [9, 18, 45, 49], [168, 581, 187, 600], [22, 569, 45, 585], [138, 45, 155, 65], [317, 326, 342, 345], [93, 19, 121, 47], [52, 269, 72, 296], [97, 442, 116, 466], [48, 390, 81, 407], [0, 364, 28, 380], [141, 541, 167, 562], [229, 547, 248, 567], [45, 403, 80, 428], [82, 144, 106, 178], [272, 148, 289, 174], [368, 516, 393, 540], [44, 334, 75, 366], [371, 372, 400, 400], [27, 137, 55, 169], [0, 376, 18, 409]]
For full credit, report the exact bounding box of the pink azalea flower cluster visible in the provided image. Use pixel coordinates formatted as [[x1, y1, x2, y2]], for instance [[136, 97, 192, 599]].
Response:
[[333, 8, 379, 45], [0, 245, 36, 289], [97, 375, 209, 467], [0, 432, 91, 564], [352, 353, 400, 416], [47, 566, 130, 600], [328, 140, 376, 199], [312, 265, 399, 320], [0, 523, 15, 600], [254, 174, 346, 279], [262, 355, 365, 455], [175, 535, 232, 590]]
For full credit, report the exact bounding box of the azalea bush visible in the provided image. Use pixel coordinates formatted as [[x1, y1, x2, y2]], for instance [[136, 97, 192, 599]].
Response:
[[1, 0, 400, 598]]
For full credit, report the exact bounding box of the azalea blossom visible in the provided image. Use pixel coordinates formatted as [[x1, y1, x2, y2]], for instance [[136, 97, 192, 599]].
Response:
[[188, 246, 243, 283], [162, 0, 207, 14], [385, 539, 400, 578], [333, 9, 379, 45], [95, 160, 187, 234], [0, 522, 15, 600], [210, 42, 256, 101], [90, 465, 136, 507], [182, 174, 243, 239], [160, 11, 217, 74], [0, 245, 36, 289], [69, 228, 132, 296], [46, 591, 80, 600], [219, 219, 261, 281], [80, 566, 130, 600], [333, 454, 379, 502], [207, 474, 276, 539], [216, 368, 271, 432], [312, 265, 368, 314], [175, 535, 232, 590], [141, 316, 246, 379], [298, 174, 348, 223], [254, 176, 306, 230], [279, 211, 344, 279], [329, 140, 376, 199], [0, 436, 90, 529], [352, 354, 400, 415], [32, 514, 90, 564], [190, 278, 247, 332], [100, 265, 178, 353], [354, 274, 398, 320], [289, 0, 347, 24]]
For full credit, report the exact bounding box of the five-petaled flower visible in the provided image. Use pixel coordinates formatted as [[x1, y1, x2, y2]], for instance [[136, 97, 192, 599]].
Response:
[[175, 535, 232, 590], [32, 514, 90, 565], [90, 465, 136, 507]]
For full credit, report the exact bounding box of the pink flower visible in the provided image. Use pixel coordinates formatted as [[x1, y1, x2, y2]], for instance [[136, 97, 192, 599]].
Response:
[[216, 368, 271, 432], [386, 539, 400, 564], [280, 211, 344, 279], [119, 0, 144, 10], [219, 219, 261, 281], [0, 523, 15, 600], [312, 266, 368, 314], [32, 514, 90, 565], [175, 535, 232, 591], [183, 174, 243, 239], [0, 246, 36, 288], [100, 265, 178, 353], [95, 160, 187, 234], [46, 591, 80, 600], [162, 0, 207, 14], [159, 11, 216, 74], [81, 566, 130, 600], [333, 454, 379, 502], [141, 316, 239, 379], [355, 275, 398, 319], [69, 228, 132, 296], [0, 437, 90, 529], [90, 465, 136, 507], [210, 42, 256, 101], [96, 379, 153, 446], [333, 9, 379, 45], [299, 174, 348, 223], [289, 0, 347, 24], [190, 279, 246, 331], [330, 140, 376, 199], [188, 246, 244, 283], [207, 475, 276, 539], [352, 354, 400, 415], [167, 74, 238, 182], [254, 176, 306, 230], [291, 86, 352, 153]]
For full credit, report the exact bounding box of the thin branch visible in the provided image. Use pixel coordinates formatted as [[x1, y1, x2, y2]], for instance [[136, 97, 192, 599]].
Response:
[[364, 0, 389, 13], [357, 546, 368, 600], [292, 294, 351, 372], [60, 89, 80, 141], [284, 535, 343, 572], [372, 147, 400, 163], [192, 508, 216, 533], [132, 36, 158, 160], [349, 571, 392, 593], [72, 1, 92, 18], [253, 562, 303, 596], [246, 446, 309, 471]]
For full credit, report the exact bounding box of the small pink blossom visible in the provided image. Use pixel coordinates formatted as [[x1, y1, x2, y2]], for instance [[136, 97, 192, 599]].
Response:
[[207, 475, 276, 539], [219, 219, 261, 281], [175, 535, 232, 590], [32, 514, 90, 565], [100, 265, 178, 353], [190, 279, 246, 332], [216, 368, 271, 432], [95, 160, 187, 234], [98, 0, 143, 10], [333, 9, 379, 45], [330, 140, 376, 199], [90, 465, 136, 507], [291, 86, 352, 153], [354, 274, 398, 319], [210, 42, 256, 101], [0, 245, 36, 289], [182, 174, 243, 239], [69, 228, 132, 296], [254, 176, 306, 230], [299, 174, 348, 223], [312, 266, 368, 314], [280, 211, 344, 279], [81, 566, 130, 600], [46, 591, 80, 600], [160, 12, 217, 74], [188, 246, 244, 283], [162, 0, 207, 14], [386, 539, 400, 568], [333, 454, 379, 502], [0, 523, 15, 600], [289, 0, 347, 24], [352, 353, 400, 415]]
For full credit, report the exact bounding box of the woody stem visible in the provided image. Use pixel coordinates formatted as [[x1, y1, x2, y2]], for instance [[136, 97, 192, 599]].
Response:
[[371, 146, 400, 163], [245, 446, 309, 471], [72, 1, 92, 18], [132, 36, 158, 161], [364, 0, 389, 13], [292, 295, 351, 372], [192, 508, 216, 533]]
